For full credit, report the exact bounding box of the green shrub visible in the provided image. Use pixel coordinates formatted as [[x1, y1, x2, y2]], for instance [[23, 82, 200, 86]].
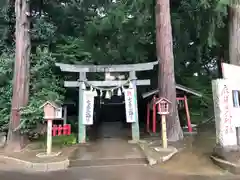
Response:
[[52, 134, 77, 146]]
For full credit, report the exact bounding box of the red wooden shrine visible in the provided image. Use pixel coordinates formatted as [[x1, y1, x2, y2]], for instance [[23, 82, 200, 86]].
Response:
[[146, 95, 192, 133], [144, 85, 202, 134], [52, 124, 71, 136]]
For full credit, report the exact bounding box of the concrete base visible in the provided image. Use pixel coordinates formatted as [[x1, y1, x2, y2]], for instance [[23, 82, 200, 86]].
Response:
[[128, 140, 146, 144], [0, 155, 69, 172], [211, 145, 240, 174], [211, 155, 240, 174], [36, 152, 61, 158], [138, 142, 178, 166]]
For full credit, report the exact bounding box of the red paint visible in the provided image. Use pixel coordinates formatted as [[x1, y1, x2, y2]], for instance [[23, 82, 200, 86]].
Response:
[[58, 125, 63, 136], [52, 125, 58, 136], [152, 96, 156, 133], [176, 97, 184, 101], [52, 124, 71, 136], [63, 124, 71, 135], [184, 95, 192, 132], [147, 103, 150, 133]]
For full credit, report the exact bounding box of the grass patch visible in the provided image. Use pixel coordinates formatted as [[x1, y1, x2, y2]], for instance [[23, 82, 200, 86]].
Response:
[[35, 134, 77, 149]]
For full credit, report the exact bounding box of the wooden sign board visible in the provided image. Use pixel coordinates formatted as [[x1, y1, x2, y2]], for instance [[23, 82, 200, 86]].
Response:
[[40, 101, 62, 119]]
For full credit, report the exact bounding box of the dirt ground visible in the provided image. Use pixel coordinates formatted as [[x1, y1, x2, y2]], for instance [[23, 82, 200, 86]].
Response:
[[158, 126, 229, 175]]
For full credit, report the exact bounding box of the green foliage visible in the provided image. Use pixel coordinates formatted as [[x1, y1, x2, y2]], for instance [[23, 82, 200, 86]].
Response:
[[53, 36, 91, 64], [83, 0, 155, 64], [32, 17, 57, 43], [0, 52, 13, 132], [51, 134, 77, 146], [20, 47, 65, 134]]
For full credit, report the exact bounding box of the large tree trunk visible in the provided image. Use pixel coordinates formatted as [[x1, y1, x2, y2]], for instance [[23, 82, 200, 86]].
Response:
[[229, 1, 240, 65], [6, 0, 31, 151], [156, 0, 183, 141]]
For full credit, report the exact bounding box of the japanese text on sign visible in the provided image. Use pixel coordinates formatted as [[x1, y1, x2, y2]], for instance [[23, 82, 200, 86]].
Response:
[[221, 85, 233, 135], [82, 91, 94, 125], [85, 100, 92, 123], [124, 89, 136, 123]]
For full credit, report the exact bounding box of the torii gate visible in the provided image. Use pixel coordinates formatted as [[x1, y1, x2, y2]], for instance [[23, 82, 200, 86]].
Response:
[[56, 61, 157, 143]]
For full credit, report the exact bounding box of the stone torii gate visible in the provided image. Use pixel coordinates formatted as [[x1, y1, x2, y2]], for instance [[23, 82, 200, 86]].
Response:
[[56, 61, 157, 143]]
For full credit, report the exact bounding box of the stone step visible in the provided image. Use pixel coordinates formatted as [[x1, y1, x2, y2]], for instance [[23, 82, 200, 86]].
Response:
[[69, 157, 147, 167]]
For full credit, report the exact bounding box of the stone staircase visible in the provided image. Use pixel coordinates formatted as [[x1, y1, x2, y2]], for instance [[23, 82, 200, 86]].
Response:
[[69, 139, 147, 167]]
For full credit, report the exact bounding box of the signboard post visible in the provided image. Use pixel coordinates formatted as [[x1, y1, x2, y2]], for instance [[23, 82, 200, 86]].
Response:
[[156, 98, 171, 149], [39, 101, 63, 157], [47, 119, 53, 155]]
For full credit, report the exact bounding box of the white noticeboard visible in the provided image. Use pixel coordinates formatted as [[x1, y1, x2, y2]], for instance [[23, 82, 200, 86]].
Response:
[[82, 91, 95, 125], [124, 88, 136, 123], [222, 63, 240, 127], [54, 107, 62, 119]]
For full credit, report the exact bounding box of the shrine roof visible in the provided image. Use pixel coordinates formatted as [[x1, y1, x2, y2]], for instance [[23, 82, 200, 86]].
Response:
[[142, 84, 202, 99], [40, 101, 62, 109]]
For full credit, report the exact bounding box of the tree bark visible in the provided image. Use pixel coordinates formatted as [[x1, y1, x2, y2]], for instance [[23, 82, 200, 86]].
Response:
[[6, 0, 31, 152], [229, 1, 240, 65], [156, 0, 183, 141]]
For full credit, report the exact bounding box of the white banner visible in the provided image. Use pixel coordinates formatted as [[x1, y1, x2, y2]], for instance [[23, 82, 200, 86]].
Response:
[[82, 91, 95, 125], [124, 89, 136, 123]]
